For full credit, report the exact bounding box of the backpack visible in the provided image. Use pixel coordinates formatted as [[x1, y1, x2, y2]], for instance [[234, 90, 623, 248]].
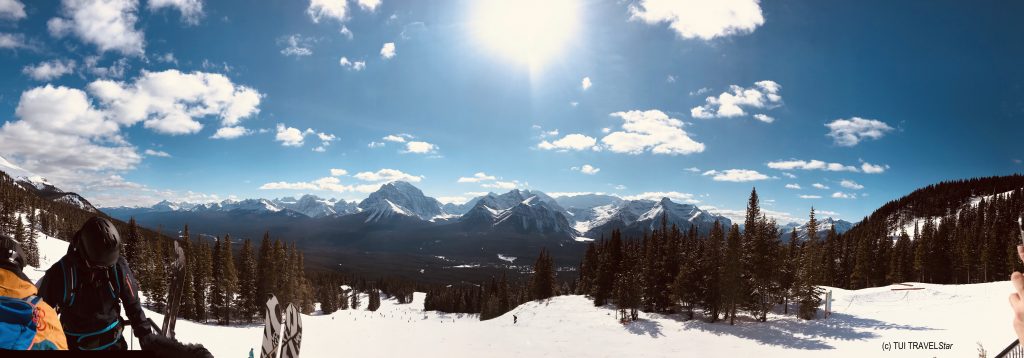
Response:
[[0, 295, 43, 350], [56, 259, 126, 350]]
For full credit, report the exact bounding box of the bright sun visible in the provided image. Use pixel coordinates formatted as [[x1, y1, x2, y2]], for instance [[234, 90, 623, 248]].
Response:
[[471, 0, 580, 70]]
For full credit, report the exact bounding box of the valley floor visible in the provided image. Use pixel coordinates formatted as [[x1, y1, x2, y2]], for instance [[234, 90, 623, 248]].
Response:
[[24, 233, 1020, 357]]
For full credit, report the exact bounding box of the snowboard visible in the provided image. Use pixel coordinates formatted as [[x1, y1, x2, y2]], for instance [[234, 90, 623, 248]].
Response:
[[280, 303, 303, 358], [260, 295, 283, 358], [161, 240, 187, 339]]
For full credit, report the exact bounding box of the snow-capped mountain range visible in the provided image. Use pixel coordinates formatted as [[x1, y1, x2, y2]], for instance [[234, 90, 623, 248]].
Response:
[[100, 182, 740, 239], [777, 217, 855, 241]]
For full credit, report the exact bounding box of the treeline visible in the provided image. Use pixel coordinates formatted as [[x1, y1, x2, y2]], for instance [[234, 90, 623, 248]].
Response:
[[312, 274, 417, 315], [424, 248, 567, 321], [835, 182, 1024, 289], [124, 222, 317, 325], [578, 188, 823, 322]]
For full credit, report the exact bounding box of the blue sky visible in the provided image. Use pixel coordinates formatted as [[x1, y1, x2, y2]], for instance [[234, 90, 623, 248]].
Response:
[[0, 0, 1020, 223]]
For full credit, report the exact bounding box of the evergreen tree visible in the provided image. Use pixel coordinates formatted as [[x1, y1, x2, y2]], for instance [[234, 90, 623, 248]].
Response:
[[614, 240, 642, 321], [212, 235, 239, 325], [779, 229, 799, 314], [700, 220, 724, 323], [149, 237, 168, 312], [256, 232, 277, 305], [192, 241, 213, 322], [237, 239, 259, 323], [179, 227, 197, 320], [274, 240, 291, 306], [531, 248, 556, 300], [593, 230, 622, 306], [124, 217, 143, 266], [722, 223, 743, 325], [351, 289, 361, 310], [796, 209, 824, 320], [368, 288, 381, 311]]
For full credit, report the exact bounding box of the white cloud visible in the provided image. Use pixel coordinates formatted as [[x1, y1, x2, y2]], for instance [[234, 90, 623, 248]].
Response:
[[622, 191, 699, 204], [482, 180, 520, 190], [356, 0, 381, 12], [840, 179, 864, 190], [799, 195, 821, 199], [383, 134, 408, 143], [572, 164, 600, 175], [340, 25, 353, 39], [826, 117, 894, 146], [147, 0, 204, 25], [538, 133, 597, 151], [89, 69, 263, 134], [613, 185, 627, 190], [766, 159, 859, 172], [691, 80, 781, 119], [0, 85, 140, 191], [781, 172, 797, 179], [702, 169, 771, 182], [437, 196, 469, 205], [812, 183, 829, 189], [330, 168, 348, 176], [339, 57, 366, 71], [156, 52, 178, 64], [0, 33, 27, 49], [23, 59, 77, 81], [210, 126, 251, 139], [380, 42, 396, 59], [860, 161, 889, 174], [280, 34, 314, 57], [48, 0, 145, 56], [404, 141, 436, 154], [367, 141, 385, 148], [752, 114, 774, 123], [457, 172, 497, 183], [832, 191, 855, 199], [684, 167, 701, 173], [581, 76, 592, 90], [275, 124, 313, 147], [144, 149, 171, 157], [307, 0, 348, 23], [785, 183, 801, 190], [0, 0, 26, 20], [84, 57, 129, 78], [312, 132, 337, 152], [629, 0, 764, 40], [354, 168, 422, 182], [666, 75, 676, 83], [602, 109, 705, 155]]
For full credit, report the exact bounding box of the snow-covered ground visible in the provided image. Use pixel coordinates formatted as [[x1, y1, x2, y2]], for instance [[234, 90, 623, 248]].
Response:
[[19, 224, 1023, 357]]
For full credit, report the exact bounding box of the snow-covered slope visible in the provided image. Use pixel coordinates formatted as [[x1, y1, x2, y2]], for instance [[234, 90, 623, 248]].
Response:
[[459, 191, 578, 237], [20, 214, 1023, 357], [358, 181, 445, 221], [779, 217, 855, 240], [578, 198, 732, 238]]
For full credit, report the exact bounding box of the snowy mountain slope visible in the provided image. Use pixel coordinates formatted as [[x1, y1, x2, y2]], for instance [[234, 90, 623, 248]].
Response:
[[358, 181, 445, 221], [555, 193, 623, 212], [778, 217, 855, 241], [458, 192, 578, 237], [579, 198, 732, 239], [0, 156, 98, 213]]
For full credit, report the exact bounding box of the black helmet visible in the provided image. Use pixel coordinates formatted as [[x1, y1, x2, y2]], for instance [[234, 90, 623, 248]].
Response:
[[0, 234, 25, 272], [75, 217, 120, 268]]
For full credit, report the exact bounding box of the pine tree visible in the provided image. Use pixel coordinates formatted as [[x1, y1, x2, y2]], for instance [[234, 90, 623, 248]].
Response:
[[211, 235, 239, 325], [531, 249, 556, 300], [179, 227, 197, 320], [149, 237, 168, 312], [256, 232, 277, 305], [237, 239, 259, 322], [124, 218, 143, 266], [722, 223, 743, 325], [192, 241, 213, 322], [796, 209, 824, 320], [351, 289, 361, 310], [700, 220, 724, 323], [779, 229, 799, 314], [274, 240, 291, 306], [25, 209, 39, 267], [368, 288, 381, 311], [614, 240, 642, 321], [594, 230, 622, 306]]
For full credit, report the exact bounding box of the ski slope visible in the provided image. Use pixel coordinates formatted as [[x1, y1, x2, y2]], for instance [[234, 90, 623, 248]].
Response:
[[20, 225, 1022, 357]]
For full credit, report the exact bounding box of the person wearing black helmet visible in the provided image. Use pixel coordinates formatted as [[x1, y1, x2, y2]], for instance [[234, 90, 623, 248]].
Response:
[[36, 216, 152, 350]]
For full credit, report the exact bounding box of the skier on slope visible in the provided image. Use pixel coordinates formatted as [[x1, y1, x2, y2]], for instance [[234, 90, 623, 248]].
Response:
[[36, 217, 153, 350], [0, 234, 67, 350]]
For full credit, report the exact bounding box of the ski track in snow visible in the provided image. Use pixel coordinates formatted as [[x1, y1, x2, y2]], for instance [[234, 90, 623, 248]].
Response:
[[18, 222, 1022, 357]]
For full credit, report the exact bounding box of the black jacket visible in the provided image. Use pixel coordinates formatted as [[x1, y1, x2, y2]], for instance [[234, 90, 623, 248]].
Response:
[[37, 245, 148, 338]]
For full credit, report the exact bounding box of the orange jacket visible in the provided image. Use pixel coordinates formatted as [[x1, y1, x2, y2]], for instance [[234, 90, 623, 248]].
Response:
[[0, 268, 68, 350]]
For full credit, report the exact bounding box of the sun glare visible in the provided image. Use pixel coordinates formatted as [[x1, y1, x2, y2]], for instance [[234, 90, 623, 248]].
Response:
[[471, 0, 580, 71]]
